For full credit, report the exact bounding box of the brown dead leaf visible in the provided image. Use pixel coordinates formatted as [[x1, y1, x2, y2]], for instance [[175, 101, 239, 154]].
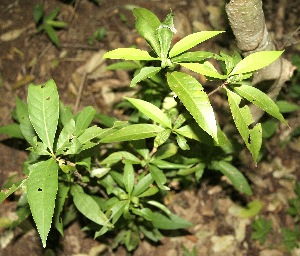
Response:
[[0, 28, 27, 41]]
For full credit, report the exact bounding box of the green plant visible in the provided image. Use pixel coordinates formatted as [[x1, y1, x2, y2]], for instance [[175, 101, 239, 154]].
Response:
[[34, 3, 68, 47], [251, 217, 272, 245], [87, 27, 107, 45], [0, 8, 286, 251], [287, 182, 300, 223]]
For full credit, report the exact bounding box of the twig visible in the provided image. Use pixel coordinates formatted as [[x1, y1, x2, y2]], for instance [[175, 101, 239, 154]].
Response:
[[208, 81, 228, 97], [60, 43, 99, 51], [74, 72, 87, 112]]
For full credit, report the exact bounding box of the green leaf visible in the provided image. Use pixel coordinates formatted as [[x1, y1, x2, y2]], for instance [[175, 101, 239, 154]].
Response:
[[16, 97, 36, 145], [176, 134, 190, 150], [45, 7, 60, 21], [101, 151, 141, 166], [130, 67, 161, 87], [103, 48, 158, 61], [56, 119, 76, 155], [125, 97, 171, 128], [230, 51, 284, 75], [226, 88, 262, 161], [175, 123, 213, 143], [171, 51, 216, 63], [75, 106, 96, 131], [132, 173, 154, 197], [276, 100, 300, 113], [71, 184, 112, 227], [152, 212, 193, 230], [239, 200, 263, 218], [54, 182, 70, 235], [43, 24, 60, 47], [100, 124, 164, 143], [59, 101, 74, 126], [123, 163, 134, 195], [180, 62, 226, 79], [251, 217, 272, 245], [0, 179, 26, 204], [211, 160, 252, 195], [106, 61, 140, 70], [154, 129, 171, 147], [148, 164, 169, 190], [157, 13, 175, 62], [28, 80, 59, 153], [167, 72, 218, 142], [233, 84, 286, 123], [0, 123, 24, 139], [27, 158, 58, 247], [33, 4, 44, 24], [132, 7, 161, 55], [154, 143, 177, 159], [169, 31, 224, 58]]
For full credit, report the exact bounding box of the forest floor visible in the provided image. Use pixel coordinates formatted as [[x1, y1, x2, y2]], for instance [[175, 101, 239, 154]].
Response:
[[0, 0, 300, 255]]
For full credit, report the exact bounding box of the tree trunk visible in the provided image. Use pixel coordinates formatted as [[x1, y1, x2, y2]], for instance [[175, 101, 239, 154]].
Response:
[[225, 0, 295, 122]]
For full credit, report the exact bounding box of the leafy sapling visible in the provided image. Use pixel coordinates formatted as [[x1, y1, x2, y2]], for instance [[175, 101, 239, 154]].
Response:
[[0, 7, 288, 251], [34, 3, 68, 47]]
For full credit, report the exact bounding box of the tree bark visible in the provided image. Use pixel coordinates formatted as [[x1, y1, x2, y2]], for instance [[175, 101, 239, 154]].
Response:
[[225, 0, 295, 122]]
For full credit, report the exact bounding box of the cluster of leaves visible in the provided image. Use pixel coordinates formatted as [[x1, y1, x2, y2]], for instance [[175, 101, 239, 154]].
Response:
[[34, 3, 68, 47], [252, 182, 300, 252], [0, 8, 287, 251]]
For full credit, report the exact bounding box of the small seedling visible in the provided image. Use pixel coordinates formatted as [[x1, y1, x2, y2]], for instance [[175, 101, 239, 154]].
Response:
[[34, 3, 68, 47]]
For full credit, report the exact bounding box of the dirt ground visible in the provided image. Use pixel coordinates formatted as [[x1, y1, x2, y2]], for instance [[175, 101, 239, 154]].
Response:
[[0, 0, 300, 255]]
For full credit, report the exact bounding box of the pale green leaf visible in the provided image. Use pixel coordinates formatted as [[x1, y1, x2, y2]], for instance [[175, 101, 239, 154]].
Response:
[[180, 62, 226, 79], [16, 97, 36, 144], [211, 160, 252, 195], [56, 119, 76, 154], [71, 184, 112, 227], [101, 151, 141, 166], [167, 72, 218, 142], [0, 179, 26, 204], [125, 97, 171, 128], [132, 173, 154, 197], [27, 158, 58, 247], [169, 31, 224, 58], [148, 164, 169, 190], [28, 80, 59, 153], [130, 67, 161, 87], [226, 88, 262, 161], [75, 106, 96, 131], [123, 163, 134, 195], [152, 212, 193, 230], [100, 124, 164, 143], [234, 84, 286, 123], [0, 124, 24, 139], [132, 8, 161, 55], [54, 182, 70, 235], [276, 100, 300, 113], [103, 48, 158, 61], [171, 51, 216, 63], [158, 13, 174, 61], [230, 51, 284, 75]]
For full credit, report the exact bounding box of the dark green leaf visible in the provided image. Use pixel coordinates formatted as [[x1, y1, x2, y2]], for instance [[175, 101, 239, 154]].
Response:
[[211, 160, 252, 195], [152, 212, 192, 230]]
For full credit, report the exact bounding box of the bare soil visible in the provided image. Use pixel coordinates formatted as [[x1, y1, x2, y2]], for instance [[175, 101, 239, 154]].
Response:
[[0, 0, 300, 255]]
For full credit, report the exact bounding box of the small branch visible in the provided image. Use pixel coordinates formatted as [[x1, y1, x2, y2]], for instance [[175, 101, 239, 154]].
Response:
[[208, 81, 228, 97], [74, 72, 88, 112]]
